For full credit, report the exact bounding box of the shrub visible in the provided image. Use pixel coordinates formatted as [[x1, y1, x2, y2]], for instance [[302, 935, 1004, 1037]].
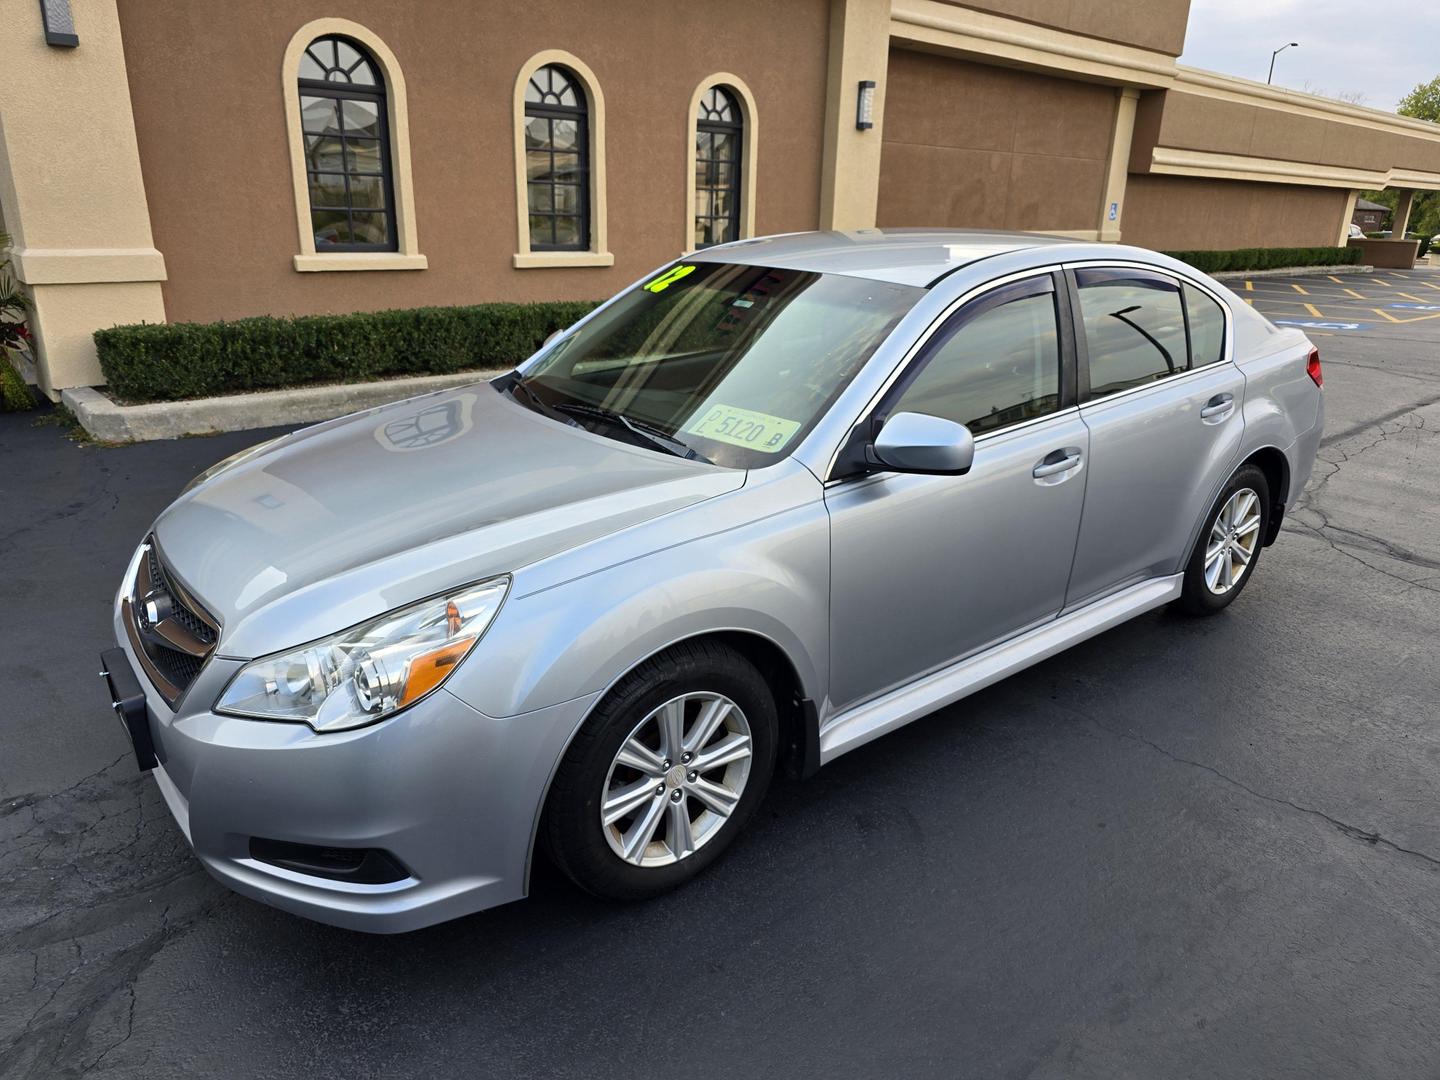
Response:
[[1, 355, 34, 412], [95, 300, 602, 403], [1161, 247, 1364, 274]]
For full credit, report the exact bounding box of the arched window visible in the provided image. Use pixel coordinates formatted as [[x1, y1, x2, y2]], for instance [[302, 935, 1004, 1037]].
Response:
[[524, 65, 590, 251], [297, 35, 396, 252], [694, 87, 743, 248], [685, 76, 757, 253]]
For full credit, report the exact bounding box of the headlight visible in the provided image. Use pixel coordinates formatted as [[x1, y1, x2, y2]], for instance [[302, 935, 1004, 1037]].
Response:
[[215, 577, 509, 732], [182, 435, 285, 495]]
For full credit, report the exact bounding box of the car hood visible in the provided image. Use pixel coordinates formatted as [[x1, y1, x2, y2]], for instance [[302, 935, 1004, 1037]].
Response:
[[152, 383, 743, 658]]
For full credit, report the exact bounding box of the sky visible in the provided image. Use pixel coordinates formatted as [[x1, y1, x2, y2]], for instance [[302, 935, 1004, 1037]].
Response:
[[1179, 0, 1440, 113]]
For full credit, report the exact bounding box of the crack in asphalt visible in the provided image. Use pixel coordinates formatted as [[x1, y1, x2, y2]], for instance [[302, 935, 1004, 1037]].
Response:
[[0, 755, 217, 1078], [1084, 716, 1440, 872], [1286, 409, 1440, 593]]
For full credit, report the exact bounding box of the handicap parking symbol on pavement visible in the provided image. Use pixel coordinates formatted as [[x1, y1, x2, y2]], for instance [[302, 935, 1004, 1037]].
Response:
[[1273, 318, 1366, 331], [1386, 303, 1440, 311]]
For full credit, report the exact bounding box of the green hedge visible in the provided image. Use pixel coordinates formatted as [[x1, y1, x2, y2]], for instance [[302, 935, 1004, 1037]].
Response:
[[1161, 247, 1364, 274], [95, 300, 602, 403]]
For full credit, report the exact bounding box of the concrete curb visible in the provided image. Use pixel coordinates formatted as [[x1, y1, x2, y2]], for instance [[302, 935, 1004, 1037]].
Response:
[[1212, 265, 1374, 281], [62, 369, 507, 443]]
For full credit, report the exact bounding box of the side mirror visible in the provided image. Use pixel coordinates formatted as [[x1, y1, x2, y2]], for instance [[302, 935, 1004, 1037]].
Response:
[[869, 412, 975, 475]]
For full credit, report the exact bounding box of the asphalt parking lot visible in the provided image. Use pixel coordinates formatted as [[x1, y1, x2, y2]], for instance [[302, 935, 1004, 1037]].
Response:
[[3, 267, 1440, 1079]]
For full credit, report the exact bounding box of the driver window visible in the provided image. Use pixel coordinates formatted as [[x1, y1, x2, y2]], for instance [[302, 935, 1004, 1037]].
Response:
[[892, 284, 1061, 436]]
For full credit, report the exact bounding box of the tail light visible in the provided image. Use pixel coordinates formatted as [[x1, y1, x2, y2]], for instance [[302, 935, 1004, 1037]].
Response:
[[1306, 347, 1323, 389]]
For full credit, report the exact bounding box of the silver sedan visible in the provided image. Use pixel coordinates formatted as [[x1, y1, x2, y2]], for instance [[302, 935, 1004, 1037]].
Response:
[[102, 230, 1324, 931]]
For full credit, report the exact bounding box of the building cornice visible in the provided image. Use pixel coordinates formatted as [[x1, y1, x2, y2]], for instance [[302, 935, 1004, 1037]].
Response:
[[890, 0, 1177, 88], [1148, 148, 1440, 192]]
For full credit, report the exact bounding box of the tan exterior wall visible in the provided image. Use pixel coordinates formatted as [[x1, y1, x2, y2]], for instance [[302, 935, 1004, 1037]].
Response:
[[930, 0, 1191, 56], [1122, 175, 1351, 250], [1130, 73, 1440, 192], [1152, 91, 1440, 175], [116, 0, 829, 324], [0, 0, 166, 395], [876, 48, 1114, 233]]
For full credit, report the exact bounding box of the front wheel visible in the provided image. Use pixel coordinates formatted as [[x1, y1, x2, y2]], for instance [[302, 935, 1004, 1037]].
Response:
[[542, 641, 777, 900], [1174, 463, 1270, 616]]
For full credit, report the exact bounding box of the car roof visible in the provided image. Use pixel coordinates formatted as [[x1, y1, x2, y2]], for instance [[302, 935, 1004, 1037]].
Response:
[[688, 228, 1083, 288]]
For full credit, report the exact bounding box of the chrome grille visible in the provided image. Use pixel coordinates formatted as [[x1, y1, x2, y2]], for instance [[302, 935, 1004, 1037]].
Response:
[[123, 537, 220, 706]]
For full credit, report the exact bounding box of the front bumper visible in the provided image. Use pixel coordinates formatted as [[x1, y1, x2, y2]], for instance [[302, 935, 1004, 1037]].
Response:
[[107, 619, 597, 933]]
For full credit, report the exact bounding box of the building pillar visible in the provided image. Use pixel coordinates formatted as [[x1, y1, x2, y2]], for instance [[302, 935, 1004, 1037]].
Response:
[[1391, 189, 1415, 237], [1337, 190, 1360, 247], [0, 0, 165, 398], [819, 0, 892, 231], [1098, 88, 1140, 242]]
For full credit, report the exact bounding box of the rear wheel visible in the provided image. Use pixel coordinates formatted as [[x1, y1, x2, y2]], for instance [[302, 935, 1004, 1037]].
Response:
[[1175, 463, 1270, 616], [543, 641, 777, 900]]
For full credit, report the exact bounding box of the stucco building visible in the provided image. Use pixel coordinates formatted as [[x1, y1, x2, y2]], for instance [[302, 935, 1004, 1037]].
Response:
[[4, 0, 1440, 398]]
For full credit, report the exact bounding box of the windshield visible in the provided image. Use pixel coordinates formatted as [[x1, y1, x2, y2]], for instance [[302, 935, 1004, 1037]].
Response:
[[512, 262, 922, 468]]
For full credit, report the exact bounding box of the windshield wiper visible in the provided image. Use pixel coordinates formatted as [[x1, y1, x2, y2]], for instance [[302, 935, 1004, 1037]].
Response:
[[551, 402, 712, 463]]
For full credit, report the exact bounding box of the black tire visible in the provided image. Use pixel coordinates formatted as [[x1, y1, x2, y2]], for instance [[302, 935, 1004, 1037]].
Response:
[[1174, 463, 1271, 616], [542, 640, 778, 901]]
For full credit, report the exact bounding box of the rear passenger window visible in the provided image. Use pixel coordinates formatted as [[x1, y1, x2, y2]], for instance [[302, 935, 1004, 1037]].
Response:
[[1076, 269, 1187, 398], [1184, 283, 1226, 368], [892, 283, 1061, 436]]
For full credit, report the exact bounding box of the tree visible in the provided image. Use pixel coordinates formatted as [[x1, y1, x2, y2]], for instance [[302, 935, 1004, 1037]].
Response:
[[1373, 77, 1440, 242], [1397, 76, 1440, 122]]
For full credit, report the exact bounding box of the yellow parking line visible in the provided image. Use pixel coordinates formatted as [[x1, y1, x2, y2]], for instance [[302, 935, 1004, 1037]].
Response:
[[1327, 275, 1343, 283], [1244, 280, 1254, 291], [1344, 288, 1366, 299], [1290, 282, 1309, 294], [1372, 308, 1440, 324], [1371, 278, 1392, 286], [1244, 297, 1254, 305], [1304, 303, 1323, 318], [1398, 292, 1430, 303]]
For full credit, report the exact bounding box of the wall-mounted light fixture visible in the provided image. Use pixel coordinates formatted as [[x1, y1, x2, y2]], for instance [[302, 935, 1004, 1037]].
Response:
[[856, 80, 876, 131], [40, 0, 79, 47]]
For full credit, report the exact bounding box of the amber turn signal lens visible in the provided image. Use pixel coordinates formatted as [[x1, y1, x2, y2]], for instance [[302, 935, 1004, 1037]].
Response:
[[398, 637, 476, 707]]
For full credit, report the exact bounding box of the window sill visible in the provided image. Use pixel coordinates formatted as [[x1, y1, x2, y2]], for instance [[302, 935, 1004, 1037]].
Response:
[[512, 251, 615, 269], [293, 252, 429, 272]]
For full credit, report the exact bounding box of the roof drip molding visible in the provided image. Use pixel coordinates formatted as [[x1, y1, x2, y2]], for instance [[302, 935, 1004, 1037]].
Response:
[[890, 0, 1177, 88]]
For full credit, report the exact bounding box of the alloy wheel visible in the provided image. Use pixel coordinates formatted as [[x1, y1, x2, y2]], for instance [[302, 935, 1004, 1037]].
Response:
[[1204, 487, 1263, 594], [600, 691, 753, 867]]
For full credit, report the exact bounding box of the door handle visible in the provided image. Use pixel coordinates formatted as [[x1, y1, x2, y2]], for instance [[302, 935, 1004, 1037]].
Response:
[[1032, 448, 1083, 479], [1200, 393, 1235, 421]]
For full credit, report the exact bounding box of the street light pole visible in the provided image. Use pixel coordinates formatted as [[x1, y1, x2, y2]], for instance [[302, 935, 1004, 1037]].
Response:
[[1267, 42, 1299, 85]]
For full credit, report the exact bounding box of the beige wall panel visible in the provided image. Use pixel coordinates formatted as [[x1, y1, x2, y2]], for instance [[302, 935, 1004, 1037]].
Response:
[[1005, 153, 1106, 230], [1123, 175, 1350, 250], [878, 143, 1012, 227], [878, 49, 1110, 232], [117, 0, 828, 325], [931, 0, 1190, 55]]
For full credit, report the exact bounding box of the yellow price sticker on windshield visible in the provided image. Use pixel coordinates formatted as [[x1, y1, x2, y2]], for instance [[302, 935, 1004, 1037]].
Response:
[[684, 404, 801, 454], [644, 264, 697, 293]]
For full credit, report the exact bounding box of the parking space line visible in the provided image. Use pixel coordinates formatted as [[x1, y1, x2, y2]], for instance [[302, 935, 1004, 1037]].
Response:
[[1243, 280, 1253, 291], [1327, 275, 1343, 283], [1344, 288, 1365, 299], [1372, 308, 1440, 324], [1371, 278, 1392, 286], [1398, 292, 1430, 303], [1304, 303, 1323, 318], [1290, 283, 1309, 294]]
